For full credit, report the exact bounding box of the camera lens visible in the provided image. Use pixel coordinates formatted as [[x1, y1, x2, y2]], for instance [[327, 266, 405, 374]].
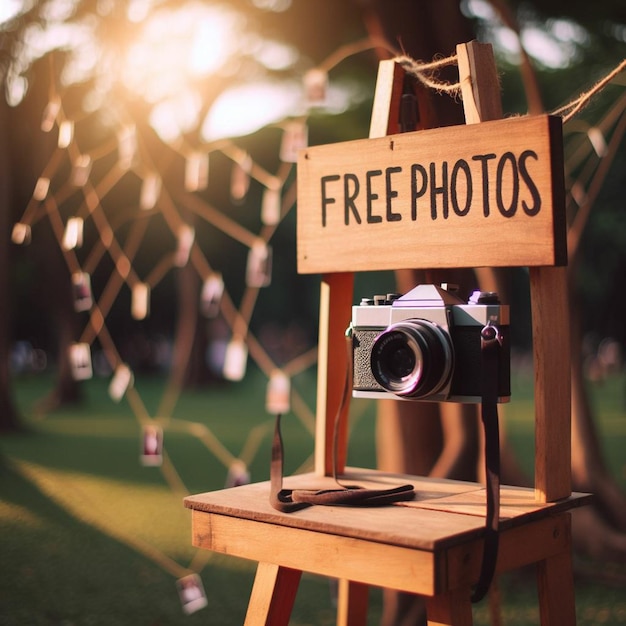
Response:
[[370, 320, 453, 398]]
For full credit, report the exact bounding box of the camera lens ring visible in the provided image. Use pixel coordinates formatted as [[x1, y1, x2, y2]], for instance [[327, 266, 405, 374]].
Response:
[[370, 319, 453, 398]]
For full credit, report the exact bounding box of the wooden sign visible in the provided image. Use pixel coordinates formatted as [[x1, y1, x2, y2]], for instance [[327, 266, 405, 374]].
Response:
[[297, 114, 566, 274]]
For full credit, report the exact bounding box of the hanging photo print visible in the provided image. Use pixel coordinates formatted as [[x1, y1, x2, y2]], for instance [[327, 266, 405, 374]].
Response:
[[63, 217, 84, 250], [69, 342, 93, 381], [131, 282, 150, 320], [176, 574, 208, 615], [266, 370, 290, 415], [225, 459, 250, 488], [223, 338, 248, 382], [11, 223, 31, 245], [140, 424, 163, 467], [279, 121, 308, 163], [246, 242, 272, 288], [71, 271, 93, 312], [109, 364, 134, 402], [261, 186, 281, 226], [57, 119, 74, 149], [200, 274, 224, 318]]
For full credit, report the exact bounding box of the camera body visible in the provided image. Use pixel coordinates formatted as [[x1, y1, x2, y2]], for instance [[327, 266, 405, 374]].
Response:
[[351, 284, 510, 403]]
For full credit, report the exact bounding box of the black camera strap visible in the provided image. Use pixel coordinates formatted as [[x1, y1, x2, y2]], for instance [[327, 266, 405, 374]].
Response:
[[270, 412, 415, 511], [270, 332, 415, 513], [471, 322, 502, 603]]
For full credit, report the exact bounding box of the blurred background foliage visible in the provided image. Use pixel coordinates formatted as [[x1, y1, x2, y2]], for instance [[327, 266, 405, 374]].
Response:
[[0, 0, 625, 624], [1, 0, 624, 360]]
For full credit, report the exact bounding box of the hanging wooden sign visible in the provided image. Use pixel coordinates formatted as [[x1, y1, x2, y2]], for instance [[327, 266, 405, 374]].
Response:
[[297, 114, 566, 274]]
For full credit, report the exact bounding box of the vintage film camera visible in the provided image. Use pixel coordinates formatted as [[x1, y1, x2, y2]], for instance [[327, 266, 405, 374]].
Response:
[[351, 284, 510, 403]]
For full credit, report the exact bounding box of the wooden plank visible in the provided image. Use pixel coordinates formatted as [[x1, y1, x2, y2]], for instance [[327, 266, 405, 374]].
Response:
[[530, 266, 572, 502], [456, 41, 503, 124], [185, 470, 589, 549], [190, 506, 579, 601], [184, 470, 482, 519], [315, 273, 354, 476], [189, 489, 486, 553], [192, 510, 441, 596], [337, 579, 369, 626], [443, 513, 571, 590], [369, 59, 405, 138], [536, 527, 576, 626], [297, 115, 566, 273], [244, 563, 301, 626], [410, 483, 589, 522]]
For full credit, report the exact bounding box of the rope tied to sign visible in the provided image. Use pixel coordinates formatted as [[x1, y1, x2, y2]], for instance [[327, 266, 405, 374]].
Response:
[[393, 51, 626, 123], [394, 53, 463, 96]]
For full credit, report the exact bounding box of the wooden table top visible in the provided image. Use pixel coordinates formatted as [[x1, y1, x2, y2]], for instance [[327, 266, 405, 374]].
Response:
[[184, 468, 591, 552]]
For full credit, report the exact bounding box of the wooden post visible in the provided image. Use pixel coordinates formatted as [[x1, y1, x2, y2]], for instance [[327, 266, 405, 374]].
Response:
[[337, 579, 369, 626], [530, 266, 571, 501], [244, 563, 302, 626], [425, 589, 473, 626], [536, 514, 576, 625], [315, 273, 354, 476], [369, 59, 405, 138], [456, 41, 503, 124]]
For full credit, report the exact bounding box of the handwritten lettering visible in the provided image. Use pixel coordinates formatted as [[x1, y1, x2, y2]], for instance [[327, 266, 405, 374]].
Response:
[[320, 149, 542, 226], [386, 166, 402, 222]]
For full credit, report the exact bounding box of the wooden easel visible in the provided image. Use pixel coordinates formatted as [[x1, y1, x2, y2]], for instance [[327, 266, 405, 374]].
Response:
[[185, 42, 589, 625], [307, 42, 572, 502]]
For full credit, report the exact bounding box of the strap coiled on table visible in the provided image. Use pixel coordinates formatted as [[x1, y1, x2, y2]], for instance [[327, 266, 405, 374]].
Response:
[[270, 330, 415, 512], [269, 322, 503, 604]]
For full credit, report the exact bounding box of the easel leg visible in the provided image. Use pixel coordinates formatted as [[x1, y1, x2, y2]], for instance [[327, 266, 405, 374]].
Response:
[[244, 562, 302, 626], [537, 547, 576, 626], [425, 589, 473, 626], [337, 579, 369, 626]]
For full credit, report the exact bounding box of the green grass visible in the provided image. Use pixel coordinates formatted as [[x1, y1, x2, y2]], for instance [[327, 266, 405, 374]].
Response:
[[1, 369, 625, 625]]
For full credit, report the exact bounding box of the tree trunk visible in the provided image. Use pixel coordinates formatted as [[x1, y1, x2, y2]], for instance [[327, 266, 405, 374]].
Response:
[[33, 229, 83, 415], [172, 259, 201, 386], [570, 282, 626, 535], [0, 98, 22, 432]]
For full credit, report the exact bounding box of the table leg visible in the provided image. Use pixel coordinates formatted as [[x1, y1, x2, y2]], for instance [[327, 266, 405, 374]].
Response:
[[244, 562, 302, 626]]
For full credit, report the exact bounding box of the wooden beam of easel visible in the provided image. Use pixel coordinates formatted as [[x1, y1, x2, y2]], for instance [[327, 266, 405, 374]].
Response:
[[314, 272, 353, 476]]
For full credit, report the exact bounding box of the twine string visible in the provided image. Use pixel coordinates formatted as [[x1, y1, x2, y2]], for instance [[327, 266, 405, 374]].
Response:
[[393, 52, 626, 122], [551, 59, 626, 123], [393, 53, 462, 95]]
